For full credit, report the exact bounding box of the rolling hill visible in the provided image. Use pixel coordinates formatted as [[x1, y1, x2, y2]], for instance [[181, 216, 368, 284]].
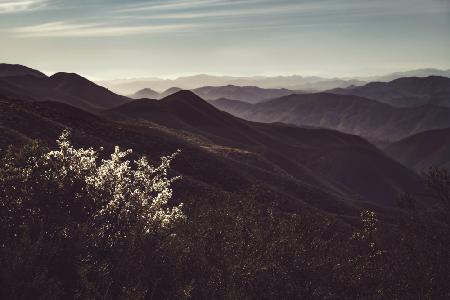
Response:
[[0, 64, 129, 111], [0, 63, 46, 78], [211, 93, 450, 142], [385, 128, 450, 171]]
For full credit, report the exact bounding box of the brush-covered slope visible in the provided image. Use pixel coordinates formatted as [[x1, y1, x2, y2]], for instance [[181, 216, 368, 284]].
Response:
[[385, 128, 450, 171], [329, 76, 450, 107], [211, 93, 450, 142], [0, 97, 364, 217], [0, 71, 129, 111], [108, 90, 423, 206]]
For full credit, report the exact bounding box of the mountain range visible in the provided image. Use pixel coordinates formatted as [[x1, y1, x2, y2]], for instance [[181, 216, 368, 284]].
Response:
[[1, 63, 449, 216], [0, 63, 435, 219], [211, 78, 450, 143], [100, 74, 366, 95], [131, 85, 299, 103], [368, 68, 450, 82], [99, 68, 450, 95]]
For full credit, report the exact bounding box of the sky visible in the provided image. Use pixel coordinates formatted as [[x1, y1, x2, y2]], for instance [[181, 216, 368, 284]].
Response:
[[0, 0, 450, 80]]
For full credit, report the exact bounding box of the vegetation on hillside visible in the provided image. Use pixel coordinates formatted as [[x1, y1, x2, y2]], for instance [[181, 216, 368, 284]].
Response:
[[0, 132, 449, 299]]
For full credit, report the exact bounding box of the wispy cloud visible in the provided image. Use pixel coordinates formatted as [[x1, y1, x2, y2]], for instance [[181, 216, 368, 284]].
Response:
[[118, 0, 450, 21], [13, 21, 202, 37], [5, 0, 450, 38], [125, 2, 330, 20], [0, 0, 49, 14], [115, 0, 239, 13]]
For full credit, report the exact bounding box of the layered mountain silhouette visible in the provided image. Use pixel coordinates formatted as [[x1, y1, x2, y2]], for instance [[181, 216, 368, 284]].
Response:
[[192, 85, 297, 103], [0, 64, 129, 111], [372, 68, 450, 82], [132, 87, 183, 99], [329, 76, 450, 107], [99, 74, 365, 95], [131, 85, 298, 103], [99, 68, 450, 96], [106, 90, 423, 207], [385, 128, 450, 171], [160, 87, 183, 98], [211, 93, 450, 142]]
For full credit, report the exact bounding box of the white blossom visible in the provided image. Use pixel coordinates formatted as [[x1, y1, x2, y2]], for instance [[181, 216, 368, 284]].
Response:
[[30, 129, 184, 244]]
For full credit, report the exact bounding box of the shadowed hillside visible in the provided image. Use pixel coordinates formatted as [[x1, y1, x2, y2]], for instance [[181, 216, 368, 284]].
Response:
[[386, 128, 450, 171], [211, 93, 450, 142], [0, 97, 359, 217]]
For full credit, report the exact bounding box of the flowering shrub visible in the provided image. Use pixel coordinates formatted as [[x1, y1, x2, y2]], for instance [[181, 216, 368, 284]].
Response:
[[0, 130, 184, 298], [2, 130, 184, 237], [44, 130, 184, 244]]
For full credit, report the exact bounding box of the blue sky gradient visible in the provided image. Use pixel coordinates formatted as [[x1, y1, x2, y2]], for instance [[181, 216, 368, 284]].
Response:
[[1, 0, 449, 79]]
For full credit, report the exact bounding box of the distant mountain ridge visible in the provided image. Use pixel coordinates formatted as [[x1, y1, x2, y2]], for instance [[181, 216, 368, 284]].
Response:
[[211, 92, 450, 142], [99, 68, 450, 96], [130, 85, 299, 103], [99, 74, 366, 95], [131, 88, 160, 99], [329, 76, 450, 107], [192, 85, 297, 103], [372, 68, 450, 82]]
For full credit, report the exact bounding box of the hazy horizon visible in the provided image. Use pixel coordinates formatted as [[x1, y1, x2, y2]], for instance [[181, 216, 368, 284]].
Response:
[[1, 0, 450, 80], [7, 64, 450, 83]]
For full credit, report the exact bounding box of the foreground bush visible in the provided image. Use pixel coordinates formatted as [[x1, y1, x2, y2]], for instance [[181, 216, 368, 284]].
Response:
[[0, 131, 184, 299]]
